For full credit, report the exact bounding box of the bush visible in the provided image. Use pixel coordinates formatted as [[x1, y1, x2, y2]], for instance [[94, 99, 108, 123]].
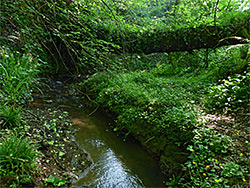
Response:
[[0, 134, 40, 187]]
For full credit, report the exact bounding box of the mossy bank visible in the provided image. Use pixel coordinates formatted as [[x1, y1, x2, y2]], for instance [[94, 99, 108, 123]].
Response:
[[77, 71, 204, 176]]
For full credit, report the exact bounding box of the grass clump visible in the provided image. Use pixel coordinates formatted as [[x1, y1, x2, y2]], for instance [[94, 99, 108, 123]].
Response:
[[0, 106, 22, 128], [0, 49, 41, 186], [0, 133, 40, 187]]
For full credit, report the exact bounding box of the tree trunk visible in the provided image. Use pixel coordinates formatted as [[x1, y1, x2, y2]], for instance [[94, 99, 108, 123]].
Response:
[[99, 12, 250, 54]]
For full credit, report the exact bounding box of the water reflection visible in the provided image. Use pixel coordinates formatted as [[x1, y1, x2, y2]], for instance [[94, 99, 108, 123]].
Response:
[[36, 80, 165, 187], [70, 109, 165, 188], [82, 148, 144, 188]]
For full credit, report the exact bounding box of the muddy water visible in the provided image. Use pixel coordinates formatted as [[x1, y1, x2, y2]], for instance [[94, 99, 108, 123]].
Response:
[[36, 80, 165, 187]]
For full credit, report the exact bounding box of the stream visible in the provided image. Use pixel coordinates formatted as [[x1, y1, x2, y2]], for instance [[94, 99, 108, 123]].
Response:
[[35, 79, 165, 187]]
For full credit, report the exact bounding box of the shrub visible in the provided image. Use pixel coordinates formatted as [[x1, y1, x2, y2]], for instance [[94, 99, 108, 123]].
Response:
[[0, 134, 40, 187]]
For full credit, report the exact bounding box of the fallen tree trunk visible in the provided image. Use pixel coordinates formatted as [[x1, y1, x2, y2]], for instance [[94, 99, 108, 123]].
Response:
[[98, 11, 250, 54]]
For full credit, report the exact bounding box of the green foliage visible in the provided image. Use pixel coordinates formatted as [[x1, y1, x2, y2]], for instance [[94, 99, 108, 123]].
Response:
[[106, 53, 167, 72], [0, 134, 40, 187], [210, 47, 249, 77], [1, 0, 120, 75], [152, 50, 208, 76], [79, 71, 201, 143], [172, 128, 249, 187], [0, 49, 39, 106], [206, 72, 250, 113], [1, 0, 249, 186], [168, 0, 249, 28], [0, 106, 22, 128], [2, 0, 249, 74], [151, 44, 250, 78], [45, 175, 66, 187]]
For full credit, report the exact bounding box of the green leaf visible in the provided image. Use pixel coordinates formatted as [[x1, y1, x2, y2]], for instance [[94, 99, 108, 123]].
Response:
[[59, 152, 65, 157], [48, 140, 54, 145], [54, 178, 66, 186], [47, 175, 55, 183]]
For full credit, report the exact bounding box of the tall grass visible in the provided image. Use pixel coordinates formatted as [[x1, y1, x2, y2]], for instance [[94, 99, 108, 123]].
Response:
[[0, 133, 40, 187], [0, 49, 39, 129], [0, 49, 39, 106]]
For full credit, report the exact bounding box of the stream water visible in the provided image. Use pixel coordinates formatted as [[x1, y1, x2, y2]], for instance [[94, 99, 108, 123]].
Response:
[[36, 79, 165, 187]]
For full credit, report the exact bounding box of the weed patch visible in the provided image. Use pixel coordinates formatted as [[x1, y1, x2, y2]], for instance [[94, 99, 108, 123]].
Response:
[[206, 71, 250, 114], [0, 49, 39, 106], [167, 127, 249, 187], [0, 133, 40, 187]]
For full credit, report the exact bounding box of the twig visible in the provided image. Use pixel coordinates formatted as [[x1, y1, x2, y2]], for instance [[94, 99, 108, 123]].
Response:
[[26, 110, 41, 120]]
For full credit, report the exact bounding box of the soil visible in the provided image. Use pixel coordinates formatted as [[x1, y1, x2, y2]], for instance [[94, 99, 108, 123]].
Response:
[[23, 107, 92, 187]]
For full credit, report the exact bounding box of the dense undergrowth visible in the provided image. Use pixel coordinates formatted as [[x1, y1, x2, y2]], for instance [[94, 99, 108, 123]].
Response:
[[0, 49, 41, 186], [1, 0, 250, 187]]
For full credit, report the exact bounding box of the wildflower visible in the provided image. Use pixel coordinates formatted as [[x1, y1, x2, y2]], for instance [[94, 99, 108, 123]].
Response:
[[206, 165, 210, 168], [240, 153, 243, 157], [242, 178, 246, 182], [190, 148, 194, 152], [203, 173, 206, 176], [210, 143, 214, 146], [192, 161, 196, 164], [214, 159, 218, 162], [215, 179, 219, 183]]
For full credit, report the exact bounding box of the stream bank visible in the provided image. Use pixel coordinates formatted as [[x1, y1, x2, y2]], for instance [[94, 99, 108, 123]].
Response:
[[76, 70, 250, 187], [29, 78, 166, 187]]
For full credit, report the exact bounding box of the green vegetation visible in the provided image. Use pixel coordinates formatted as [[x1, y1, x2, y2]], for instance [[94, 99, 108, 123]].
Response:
[[0, 106, 22, 128], [79, 71, 199, 142], [78, 45, 250, 186], [179, 128, 249, 187], [45, 175, 66, 187], [1, 0, 250, 187], [206, 72, 250, 113], [0, 50, 39, 106], [0, 134, 40, 187], [0, 49, 40, 186]]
